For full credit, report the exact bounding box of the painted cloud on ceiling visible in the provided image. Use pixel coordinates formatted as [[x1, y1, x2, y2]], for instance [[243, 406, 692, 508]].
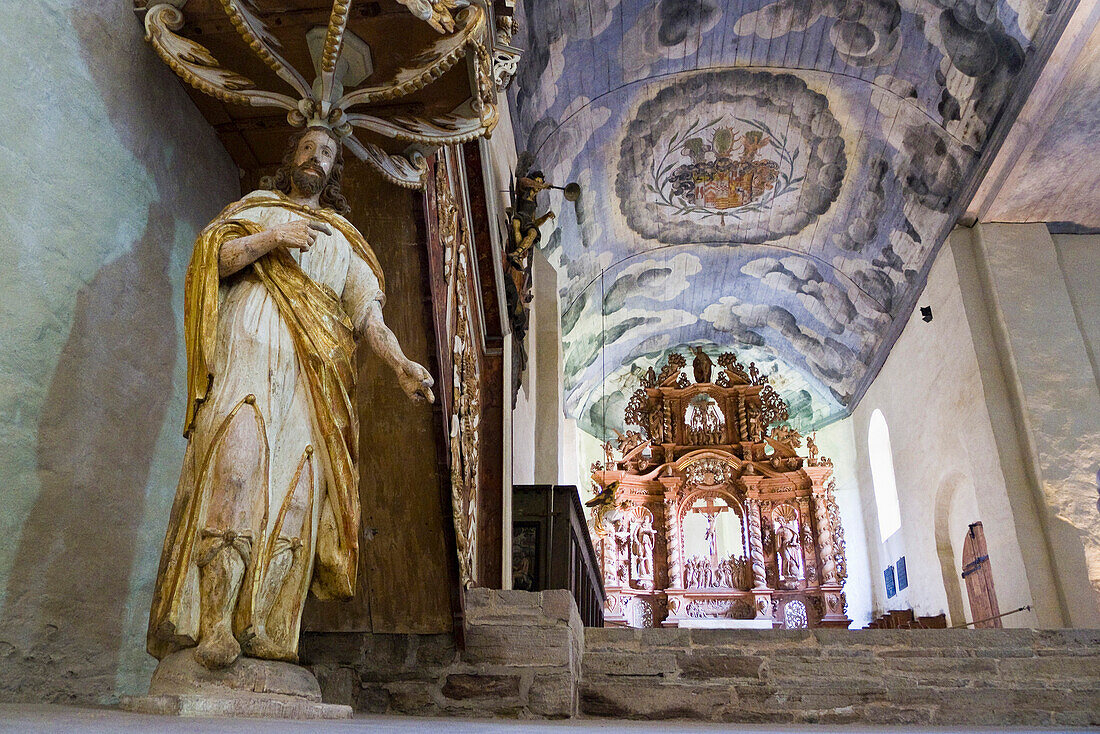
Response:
[[509, 0, 1064, 439]]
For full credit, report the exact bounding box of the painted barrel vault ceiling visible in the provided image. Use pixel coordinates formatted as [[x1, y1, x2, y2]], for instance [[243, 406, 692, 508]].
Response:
[[507, 0, 1075, 438]]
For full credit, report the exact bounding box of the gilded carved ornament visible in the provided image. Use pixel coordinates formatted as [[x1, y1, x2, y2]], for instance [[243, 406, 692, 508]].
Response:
[[435, 158, 481, 588], [140, 0, 510, 188], [490, 12, 521, 90]]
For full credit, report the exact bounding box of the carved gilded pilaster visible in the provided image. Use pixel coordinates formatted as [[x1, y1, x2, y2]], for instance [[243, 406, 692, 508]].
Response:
[[435, 153, 480, 589]]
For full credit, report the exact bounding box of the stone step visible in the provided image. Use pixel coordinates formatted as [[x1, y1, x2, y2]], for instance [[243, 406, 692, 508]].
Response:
[[579, 627, 1100, 727]]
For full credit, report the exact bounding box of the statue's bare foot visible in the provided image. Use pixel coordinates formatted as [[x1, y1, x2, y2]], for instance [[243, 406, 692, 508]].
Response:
[[240, 629, 289, 661], [195, 627, 240, 669]]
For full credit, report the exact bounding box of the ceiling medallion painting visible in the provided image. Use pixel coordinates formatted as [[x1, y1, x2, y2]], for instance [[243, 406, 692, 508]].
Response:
[[619, 70, 845, 245], [654, 121, 795, 221]]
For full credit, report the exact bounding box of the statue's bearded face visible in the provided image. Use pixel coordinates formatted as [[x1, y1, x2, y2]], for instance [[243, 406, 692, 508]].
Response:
[[290, 128, 337, 196]]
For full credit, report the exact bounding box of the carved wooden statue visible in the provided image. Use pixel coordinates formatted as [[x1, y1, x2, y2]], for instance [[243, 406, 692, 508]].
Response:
[[146, 127, 435, 672], [508, 168, 556, 268], [589, 350, 850, 629], [132, 0, 519, 715], [632, 516, 657, 580], [503, 159, 556, 400], [775, 512, 802, 579], [690, 346, 713, 384]]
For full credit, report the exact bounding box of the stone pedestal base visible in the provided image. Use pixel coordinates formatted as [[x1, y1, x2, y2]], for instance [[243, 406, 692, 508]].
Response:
[[120, 649, 351, 720], [120, 693, 352, 719]]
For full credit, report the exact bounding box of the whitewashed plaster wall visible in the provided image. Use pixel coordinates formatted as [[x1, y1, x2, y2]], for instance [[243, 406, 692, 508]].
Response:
[[518, 246, 600, 489], [508, 199, 578, 487], [972, 224, 1100, 626], [533, 249, 563, 484], [847, 229, 1062, 627], [1052, 234, 1100, 392], [814, 419, 873, 627], [0, 0, 239, 703], [510, 291, 537, 485]]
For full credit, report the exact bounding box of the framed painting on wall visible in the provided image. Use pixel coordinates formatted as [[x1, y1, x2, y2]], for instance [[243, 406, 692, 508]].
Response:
[[512, 522, 539, 591]]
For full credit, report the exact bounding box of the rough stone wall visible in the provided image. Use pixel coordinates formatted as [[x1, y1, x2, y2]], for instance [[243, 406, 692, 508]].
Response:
[[582, 627, 1100, 727], [304, 591, 1098, 727], [302, 589, 583, 717], [0, 0, 238, 704]]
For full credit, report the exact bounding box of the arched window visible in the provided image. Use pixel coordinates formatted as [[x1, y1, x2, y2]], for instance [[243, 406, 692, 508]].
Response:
[[868, 409, 902, 542]]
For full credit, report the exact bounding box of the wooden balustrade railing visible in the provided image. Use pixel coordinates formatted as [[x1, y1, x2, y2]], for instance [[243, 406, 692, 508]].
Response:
[[512, 485, 605, 627]]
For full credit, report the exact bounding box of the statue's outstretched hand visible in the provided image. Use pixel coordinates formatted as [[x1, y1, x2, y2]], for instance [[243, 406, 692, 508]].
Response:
[[398, 360, 435, 404]]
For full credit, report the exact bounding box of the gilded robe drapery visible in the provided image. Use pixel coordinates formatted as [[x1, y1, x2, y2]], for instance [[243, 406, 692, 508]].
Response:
[[147, 192, 384, 661]]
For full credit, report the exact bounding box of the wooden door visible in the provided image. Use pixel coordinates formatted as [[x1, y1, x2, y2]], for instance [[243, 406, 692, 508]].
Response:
[[961, 522, 1001, 628]]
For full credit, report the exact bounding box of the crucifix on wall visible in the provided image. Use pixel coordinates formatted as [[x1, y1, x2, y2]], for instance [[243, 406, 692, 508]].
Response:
[[689, 497, 730, 565]]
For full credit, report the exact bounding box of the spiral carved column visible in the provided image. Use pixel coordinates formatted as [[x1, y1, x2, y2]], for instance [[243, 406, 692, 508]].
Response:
[[746, 498, 767, 589], [813, 494, 838, 585], [664, 497, 681, 589], [737, 394, 747, 441]]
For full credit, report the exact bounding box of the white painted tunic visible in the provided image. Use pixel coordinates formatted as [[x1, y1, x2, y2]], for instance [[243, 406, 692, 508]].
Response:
[[193, 191, 381, 542]]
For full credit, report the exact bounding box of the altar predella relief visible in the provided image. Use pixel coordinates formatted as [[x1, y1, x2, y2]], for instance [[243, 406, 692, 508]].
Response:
[[146, 125, 435, 673]]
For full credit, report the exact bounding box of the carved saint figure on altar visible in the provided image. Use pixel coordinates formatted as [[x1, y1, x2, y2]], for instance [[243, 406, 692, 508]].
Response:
[[146, 127, 435, 671], [610, 517, 631, 585], [690, 346, 713, 383], [631, 516, 657, 580], [775, 514, 802, 579]]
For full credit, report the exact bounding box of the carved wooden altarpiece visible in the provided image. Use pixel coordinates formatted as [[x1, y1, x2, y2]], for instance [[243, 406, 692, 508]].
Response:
[[590, 352, 850, 629]]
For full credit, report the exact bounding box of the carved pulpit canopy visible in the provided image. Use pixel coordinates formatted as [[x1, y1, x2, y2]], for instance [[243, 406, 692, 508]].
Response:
[[136, 0, 521, 187]]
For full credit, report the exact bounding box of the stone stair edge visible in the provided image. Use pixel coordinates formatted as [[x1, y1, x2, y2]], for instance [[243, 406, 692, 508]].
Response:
[[583, 626, 1099, 647]]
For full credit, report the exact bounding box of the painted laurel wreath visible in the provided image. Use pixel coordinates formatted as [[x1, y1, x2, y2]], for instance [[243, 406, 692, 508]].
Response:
[[648, 117, 804, 221]]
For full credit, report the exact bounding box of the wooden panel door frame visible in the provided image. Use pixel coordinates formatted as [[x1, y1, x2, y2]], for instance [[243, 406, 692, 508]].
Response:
[[961, 522, 1002, 628]]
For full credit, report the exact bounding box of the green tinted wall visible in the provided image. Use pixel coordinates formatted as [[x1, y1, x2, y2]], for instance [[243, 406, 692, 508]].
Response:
[[0, 0, 238, 702]]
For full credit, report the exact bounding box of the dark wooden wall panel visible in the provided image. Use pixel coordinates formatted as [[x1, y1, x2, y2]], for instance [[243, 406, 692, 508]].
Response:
[[303, 156, 452, 634]]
